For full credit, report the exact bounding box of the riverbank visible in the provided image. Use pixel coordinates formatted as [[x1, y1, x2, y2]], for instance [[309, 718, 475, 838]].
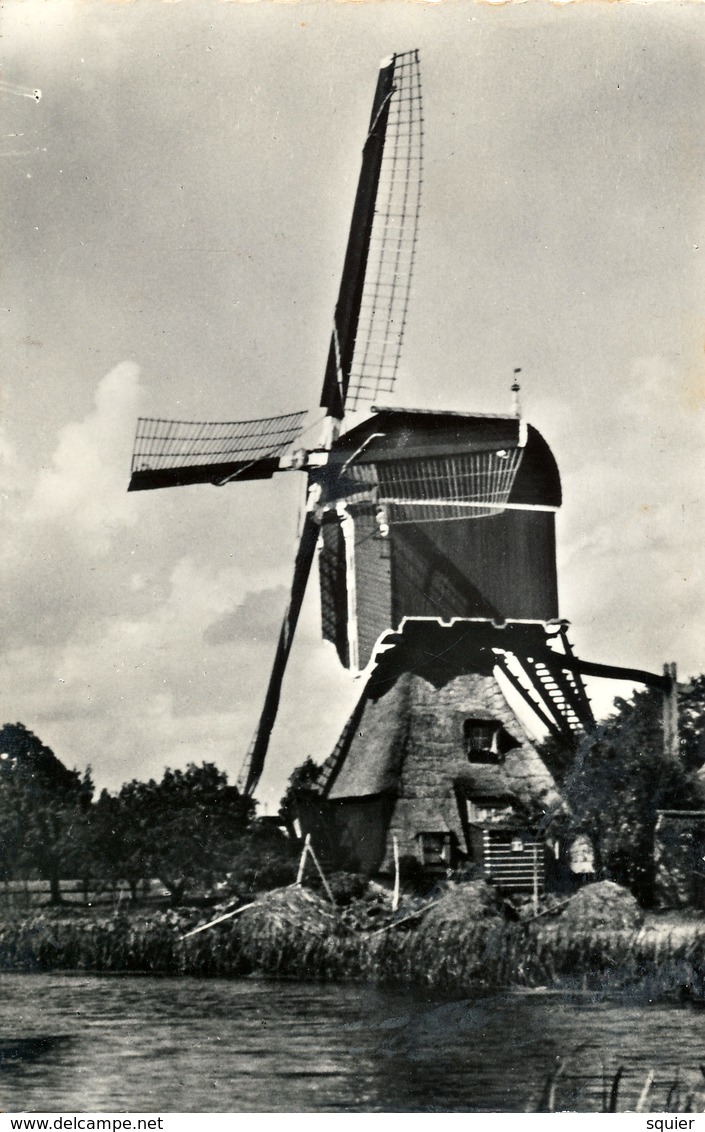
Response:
[[1, 881, 704, 1002]]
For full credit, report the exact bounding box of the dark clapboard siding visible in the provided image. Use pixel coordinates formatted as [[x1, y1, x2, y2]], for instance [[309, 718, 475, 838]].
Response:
[[319, 514, 349, 667], [391, 509, 559, 624], [482, 831, 546, 893]]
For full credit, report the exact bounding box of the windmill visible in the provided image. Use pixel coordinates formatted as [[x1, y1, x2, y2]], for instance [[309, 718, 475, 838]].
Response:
[[128, 50, 677, 851]]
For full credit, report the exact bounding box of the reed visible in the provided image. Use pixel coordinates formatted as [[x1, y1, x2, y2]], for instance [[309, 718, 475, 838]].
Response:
[[533, 1063, 705, 1113], [0, 904, 703, 1004]]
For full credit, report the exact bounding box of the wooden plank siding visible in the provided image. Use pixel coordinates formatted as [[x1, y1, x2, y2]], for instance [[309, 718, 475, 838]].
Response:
[[326, 507, 559, 674], [481, 831, 546, 894], [319, 514, 349, 667], [352, 509, 393, 669], [391, 510, 559, 625]]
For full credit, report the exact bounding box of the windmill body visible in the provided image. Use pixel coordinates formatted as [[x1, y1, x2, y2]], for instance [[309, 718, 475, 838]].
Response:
[[320, 408, 561, 672], [128, 51, 676, 892]]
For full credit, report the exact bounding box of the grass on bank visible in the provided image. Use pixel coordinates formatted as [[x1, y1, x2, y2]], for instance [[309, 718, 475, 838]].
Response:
[[1, 880, 704, 1006]]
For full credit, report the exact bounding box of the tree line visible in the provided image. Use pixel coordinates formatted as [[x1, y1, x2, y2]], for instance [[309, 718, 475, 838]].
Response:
[[0, 723, 297, 905]]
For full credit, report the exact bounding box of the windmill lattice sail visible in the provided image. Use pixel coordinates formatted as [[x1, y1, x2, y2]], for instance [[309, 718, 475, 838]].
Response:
[[128, 411, 307, 491], [320, 50, 423, 419], [238, 52, 424, 797], [346, 50, 423, 410]]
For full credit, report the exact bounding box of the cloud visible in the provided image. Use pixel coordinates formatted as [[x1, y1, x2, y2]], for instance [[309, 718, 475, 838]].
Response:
[[0, 549, 274, 786], [204, 585, 288, 646], [28, 362, 140, 553], [0, 358, 315, 794], [0, 427, 26, 512], [557, 354, 704, 678]]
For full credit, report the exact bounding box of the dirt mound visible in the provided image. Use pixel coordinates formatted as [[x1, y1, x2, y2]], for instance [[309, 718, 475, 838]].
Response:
[[419, 880, 505, 933], [559, 881, 644, 932]]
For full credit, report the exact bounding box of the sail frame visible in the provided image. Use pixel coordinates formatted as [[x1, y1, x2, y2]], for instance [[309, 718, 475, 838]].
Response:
[[128, 410, 307, 492], [320, 50, 423, 418]]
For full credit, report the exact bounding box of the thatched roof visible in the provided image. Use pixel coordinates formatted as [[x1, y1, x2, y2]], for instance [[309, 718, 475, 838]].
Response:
[[321, 668, 560, 817], [454, 765, 514, 801], [326, 676, 410, 800]]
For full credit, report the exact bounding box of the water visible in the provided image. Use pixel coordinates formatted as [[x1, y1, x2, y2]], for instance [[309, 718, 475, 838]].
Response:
[[1, 974, 704, 1113]]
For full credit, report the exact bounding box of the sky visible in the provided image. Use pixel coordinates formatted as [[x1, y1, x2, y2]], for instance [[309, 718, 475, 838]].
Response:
[[1, 0, 704, 812]]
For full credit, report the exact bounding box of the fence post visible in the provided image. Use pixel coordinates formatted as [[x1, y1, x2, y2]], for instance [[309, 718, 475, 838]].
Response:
[[392, 836, 400, 912], [296, 833, 311, 884]]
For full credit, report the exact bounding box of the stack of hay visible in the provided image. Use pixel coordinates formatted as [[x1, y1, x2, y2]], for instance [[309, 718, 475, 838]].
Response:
[[237, 884, 340, 941], [558, 881, 644, 932], [417, 880, 506, 936]]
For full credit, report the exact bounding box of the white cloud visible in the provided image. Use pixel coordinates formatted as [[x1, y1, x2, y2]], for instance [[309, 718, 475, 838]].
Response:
[[557, 353, 704, 679], [28, 362, 140, 552], [0, 427, 21, 485]]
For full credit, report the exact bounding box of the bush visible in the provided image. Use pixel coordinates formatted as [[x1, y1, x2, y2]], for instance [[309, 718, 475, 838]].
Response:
[[223, 825, 300, 896]]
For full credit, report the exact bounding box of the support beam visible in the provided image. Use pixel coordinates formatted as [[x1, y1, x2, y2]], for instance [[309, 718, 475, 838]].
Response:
[[545, 661, 595, 732], [493, 654, 565, 742], [512, 657, 577, 744], [662, 661, 679, 760], [558, 627, 596, 725], [528, 647, 670, 693]]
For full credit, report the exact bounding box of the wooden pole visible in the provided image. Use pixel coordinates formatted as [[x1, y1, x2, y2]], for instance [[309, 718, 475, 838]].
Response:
[[180, 899, 261, 940], [305, 838, 336, 905], [370, 897, 442, 936], [180, 884, 298, 940], [296, 833, 311, 885], [392, 835, 400, 912], [662, 661, 679, 761]]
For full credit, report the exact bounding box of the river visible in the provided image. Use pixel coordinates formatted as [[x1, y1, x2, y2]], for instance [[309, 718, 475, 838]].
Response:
[[0, 974, 703, 1113]]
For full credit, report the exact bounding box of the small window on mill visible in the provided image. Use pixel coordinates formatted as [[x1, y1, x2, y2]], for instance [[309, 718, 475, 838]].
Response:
[[466, 799, 513, 825], [416, 832, 451, 868], [464, 718, 500, 759]]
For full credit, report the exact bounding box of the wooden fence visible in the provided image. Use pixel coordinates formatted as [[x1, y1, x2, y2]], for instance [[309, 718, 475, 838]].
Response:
[[0, 879, 171, 907]]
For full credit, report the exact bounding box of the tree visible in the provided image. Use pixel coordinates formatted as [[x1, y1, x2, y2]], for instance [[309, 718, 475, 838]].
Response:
[[0, 723, 93, 903], [558, 685, 701, 905], [98, 763, 255, 904], [224, 821, 300, 895], [279, 756, 321, 830], [0, 723, 78, 790], [677, 675, 705, 772], [86, 787, 150, 902], [0, 778, 26, 884], [535, 732, 579, 788]]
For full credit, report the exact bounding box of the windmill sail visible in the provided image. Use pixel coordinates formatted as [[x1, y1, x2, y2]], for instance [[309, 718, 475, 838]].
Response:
[[240, 52, 423, 797], [128, 411, 307, 492], [320, 50, 423, 419], [237, 512, 320, 797]]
